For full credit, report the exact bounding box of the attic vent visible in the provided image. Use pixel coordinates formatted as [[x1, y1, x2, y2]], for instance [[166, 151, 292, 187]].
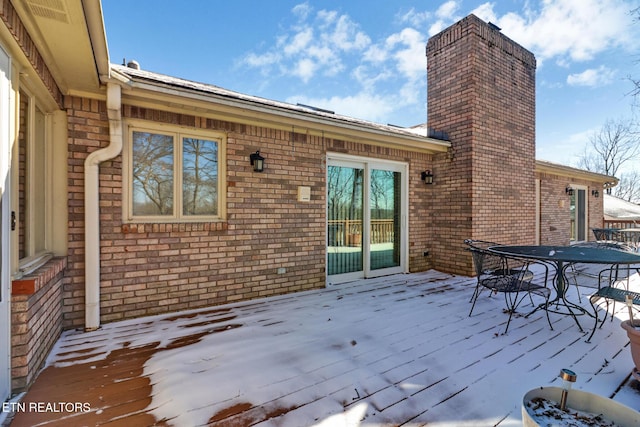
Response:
[[27, 0, 68, 23]]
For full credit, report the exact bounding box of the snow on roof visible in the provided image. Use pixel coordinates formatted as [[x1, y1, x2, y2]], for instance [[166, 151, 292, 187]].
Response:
[[604, 194, 640, 220]]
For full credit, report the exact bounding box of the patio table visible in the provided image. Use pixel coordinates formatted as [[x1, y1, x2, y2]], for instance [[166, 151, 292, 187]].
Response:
[[488, 245, 640, 334]]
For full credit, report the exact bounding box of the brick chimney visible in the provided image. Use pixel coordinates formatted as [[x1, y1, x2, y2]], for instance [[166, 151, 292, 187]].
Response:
[[426, 15, 537, 274]]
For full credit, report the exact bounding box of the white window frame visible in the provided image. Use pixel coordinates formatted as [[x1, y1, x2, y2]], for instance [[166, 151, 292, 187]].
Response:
[[122, 120, 227, 223], [15, 88, 53, 277]]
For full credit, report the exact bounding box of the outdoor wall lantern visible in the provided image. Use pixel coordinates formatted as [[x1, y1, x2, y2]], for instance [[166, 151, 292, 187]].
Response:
[[565, 186, 574, 196], [421, 170, 434, 185], [592, 189, 600, 198], [250, 150, 265, 172]]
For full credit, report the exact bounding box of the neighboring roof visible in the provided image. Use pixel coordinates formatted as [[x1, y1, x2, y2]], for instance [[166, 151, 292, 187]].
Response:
[[535, 159, 618, 187], [111, 63, 451, 154], [604, 194, 640, 221]]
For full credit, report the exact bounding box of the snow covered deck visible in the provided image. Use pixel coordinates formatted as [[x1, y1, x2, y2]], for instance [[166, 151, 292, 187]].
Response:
[[8, 267, 640, 426]]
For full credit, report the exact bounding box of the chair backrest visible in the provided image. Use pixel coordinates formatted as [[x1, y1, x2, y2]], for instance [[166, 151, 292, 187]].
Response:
[[579, 239, 637, 253], [467, 246, 510, 279], [466, 241, 534, 283], [464, 239, 500, 251]]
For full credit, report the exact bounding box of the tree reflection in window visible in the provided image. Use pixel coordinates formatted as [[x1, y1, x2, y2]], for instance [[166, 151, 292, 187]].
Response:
[[132, 131, 174, 215], [183, 138, 218, 216]]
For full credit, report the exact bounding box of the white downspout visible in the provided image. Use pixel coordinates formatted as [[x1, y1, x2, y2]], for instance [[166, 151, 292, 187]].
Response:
[[84, 83, 122, 330]]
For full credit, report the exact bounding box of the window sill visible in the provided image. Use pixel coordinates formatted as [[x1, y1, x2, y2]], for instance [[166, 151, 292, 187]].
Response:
[[12, 257, 67, 296], [121, 221, 228, 234]]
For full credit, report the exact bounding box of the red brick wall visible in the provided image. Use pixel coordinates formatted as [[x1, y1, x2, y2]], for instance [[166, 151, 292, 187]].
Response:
[[426, 15, 537, 274], [538, 173, 605, 245], [64, 97, 110, 327], [10, 258, 66, 392], [63, 97, 434, 328], [538, 177, 569, 245], [589, 184, 605, 232]]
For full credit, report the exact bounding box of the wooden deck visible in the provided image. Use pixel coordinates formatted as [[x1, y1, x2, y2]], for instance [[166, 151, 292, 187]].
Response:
[[6, 268, 640, 426]]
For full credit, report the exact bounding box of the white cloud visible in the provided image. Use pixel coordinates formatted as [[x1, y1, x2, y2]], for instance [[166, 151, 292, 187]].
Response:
[[351, 65, 394, 92], [322, 14, 371, 51], [292, 2, 311, 21], [237, 0, 639, 127], [470, 2, 498, 23], [241, 4, 370, 83], [428, 21, 448, 36], [355, 27, 425, 102], [397, 8, 432, 27], [293, 58, 317, 82], [399, 0, 459, 27], [283, 27, 313, 55], [567, 66, 617, 87], [435, 1, 459, 20], [386, 28, 427, 81], [243, 51, 281, 68], [537, 127, 596, 165], [362, 44, 388, 63], [287, 92, 396, 123], [484, 0, 638, 64]]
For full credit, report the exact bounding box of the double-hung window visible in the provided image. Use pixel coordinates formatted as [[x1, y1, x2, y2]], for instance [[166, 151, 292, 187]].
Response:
[[124, 123, 226, 222]]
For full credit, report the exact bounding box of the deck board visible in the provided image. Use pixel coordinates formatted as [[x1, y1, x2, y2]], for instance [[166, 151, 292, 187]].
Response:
[[7, 268, 640, 426]]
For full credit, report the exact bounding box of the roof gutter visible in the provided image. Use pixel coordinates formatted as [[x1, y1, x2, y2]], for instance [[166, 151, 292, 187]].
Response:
[[81, 0, 111, 81], [84, 82, 122, 330]]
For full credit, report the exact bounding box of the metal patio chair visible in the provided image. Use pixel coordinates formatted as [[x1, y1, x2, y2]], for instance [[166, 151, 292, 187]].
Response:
[[573, 239, 640, 320], [465, 239, 534, 302], [591, 257, 640, 320], [566, 240, 635, 303], [465, 241, 552, 334]]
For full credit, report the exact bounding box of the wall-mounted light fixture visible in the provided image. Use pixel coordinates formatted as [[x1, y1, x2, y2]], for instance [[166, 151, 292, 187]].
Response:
[[250, 150, 265, 172], [592, 189, 600, 198], [565, 186, 574, 196], [421, 170, 434, 185]]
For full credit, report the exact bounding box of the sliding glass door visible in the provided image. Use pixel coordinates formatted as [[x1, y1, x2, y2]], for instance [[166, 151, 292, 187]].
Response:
[[570, 187, 587, 242], [327, 156, 407, 284]]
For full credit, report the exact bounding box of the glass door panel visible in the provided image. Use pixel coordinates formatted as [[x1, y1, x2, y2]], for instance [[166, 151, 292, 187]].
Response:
[[570, 188, 587, 242], [577, 189, 586, 241], [370, 169, 401, 271], [327, 164, 363, 277]]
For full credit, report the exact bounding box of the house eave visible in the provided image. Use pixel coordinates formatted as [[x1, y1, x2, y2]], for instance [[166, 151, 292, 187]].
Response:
[[112, 66, 450, 155], [535, 160, 618, 188], [10, 0, 107, 96]]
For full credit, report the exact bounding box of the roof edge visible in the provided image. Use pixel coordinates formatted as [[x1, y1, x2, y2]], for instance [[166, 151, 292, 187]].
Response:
[[111, 64, 451, 154], [536, 159, 618, 187]]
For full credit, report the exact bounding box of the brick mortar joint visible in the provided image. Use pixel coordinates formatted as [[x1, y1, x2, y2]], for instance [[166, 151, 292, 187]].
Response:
[[121, 221, 229, 234], [11, 257, 67, 296]]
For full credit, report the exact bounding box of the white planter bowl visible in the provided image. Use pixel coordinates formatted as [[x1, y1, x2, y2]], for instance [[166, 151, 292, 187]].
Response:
[[522, 386, 640, 426]]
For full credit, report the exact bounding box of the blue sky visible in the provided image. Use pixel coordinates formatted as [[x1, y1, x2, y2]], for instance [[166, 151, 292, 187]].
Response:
[[102, 0, 640, 169]]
